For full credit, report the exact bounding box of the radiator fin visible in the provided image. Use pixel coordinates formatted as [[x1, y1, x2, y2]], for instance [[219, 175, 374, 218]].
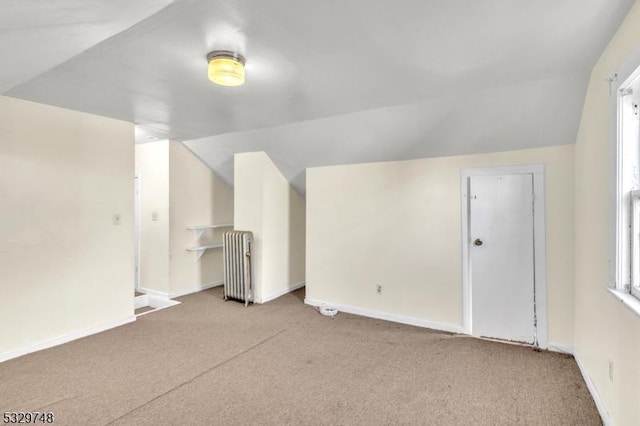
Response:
[[223, 231, 253, 306]]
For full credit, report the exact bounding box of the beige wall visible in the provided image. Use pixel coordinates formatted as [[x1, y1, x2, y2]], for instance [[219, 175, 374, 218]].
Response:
[[573, 2, 640, 425], [0, 96, 134, 357], [306, 145, 575, 346], [135, 140, 233, 297], [169, 141, 233, 297], [288, 185, 306, 287], [135, 141, 170, 294], [234, 152, 306, 303]]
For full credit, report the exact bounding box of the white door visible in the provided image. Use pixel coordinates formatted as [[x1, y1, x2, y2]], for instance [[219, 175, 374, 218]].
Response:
[[469, 174, 535, 344]]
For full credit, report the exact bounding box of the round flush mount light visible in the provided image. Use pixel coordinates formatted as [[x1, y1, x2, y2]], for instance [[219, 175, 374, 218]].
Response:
[[206, 50, 245, 86]]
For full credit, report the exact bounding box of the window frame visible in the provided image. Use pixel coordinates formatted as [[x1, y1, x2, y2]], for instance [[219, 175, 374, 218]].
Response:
[[631, 190, 640, 299], [610, 46, 640, 304]]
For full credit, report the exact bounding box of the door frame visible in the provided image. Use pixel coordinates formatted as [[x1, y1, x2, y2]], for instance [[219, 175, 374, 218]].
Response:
[[460, 164, 547, 348], [134, 173, 141, 292]]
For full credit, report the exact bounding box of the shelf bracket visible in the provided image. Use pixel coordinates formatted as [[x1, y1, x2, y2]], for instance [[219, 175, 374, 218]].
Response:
[[194, 249, 205, 261]]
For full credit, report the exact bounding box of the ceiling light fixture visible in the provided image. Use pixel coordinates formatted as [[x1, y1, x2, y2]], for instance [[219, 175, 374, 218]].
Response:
[[206, 50, 246, 87]]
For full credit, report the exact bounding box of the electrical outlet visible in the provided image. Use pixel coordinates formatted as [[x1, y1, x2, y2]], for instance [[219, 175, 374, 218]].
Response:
[[376, 284, 382, 295], [609, 360, 614, 382], [113, 214, 121, 226]]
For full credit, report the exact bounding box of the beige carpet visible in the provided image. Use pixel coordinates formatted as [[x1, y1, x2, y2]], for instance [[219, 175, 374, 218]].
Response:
[[0, 287, 600, 425]]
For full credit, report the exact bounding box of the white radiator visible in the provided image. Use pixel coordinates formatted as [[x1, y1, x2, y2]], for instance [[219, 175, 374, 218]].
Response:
[[222, 231, 253, 306]]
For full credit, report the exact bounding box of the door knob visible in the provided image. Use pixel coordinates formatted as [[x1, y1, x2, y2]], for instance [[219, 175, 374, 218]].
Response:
[[474, 238, 483, 246]]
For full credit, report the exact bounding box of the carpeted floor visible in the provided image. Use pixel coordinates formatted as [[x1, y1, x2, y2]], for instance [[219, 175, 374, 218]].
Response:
[[0, 287, 600, 425]]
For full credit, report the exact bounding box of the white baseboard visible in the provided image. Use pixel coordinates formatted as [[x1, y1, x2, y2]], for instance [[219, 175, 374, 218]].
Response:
[[169, 280, 224, 299], [147, 295, 180, 309], [138, 286, 170, 298], [573, 349, 612, 426], [257, 281, 305, 304], [0, 316, 136, 364], [134, 294, 149, 309], [546, 342, 574, 354], [135, 295, 180, 317], [304, 297, 465, 335], [462, 336, 607, 423]]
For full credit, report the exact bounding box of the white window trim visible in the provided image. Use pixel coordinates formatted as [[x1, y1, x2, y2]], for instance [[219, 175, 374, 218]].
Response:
[[631, 190, 640, 299], [608, 45, 640, 311]]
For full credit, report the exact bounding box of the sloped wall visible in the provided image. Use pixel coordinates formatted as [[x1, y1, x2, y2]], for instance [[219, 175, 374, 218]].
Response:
[[135, 140, 234, 297], [169, 141, 233, 297], [234, 152, 306, 303], [573, 2, 640, 424]]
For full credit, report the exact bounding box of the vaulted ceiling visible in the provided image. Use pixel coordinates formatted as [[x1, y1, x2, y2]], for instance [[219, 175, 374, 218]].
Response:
[[2, 0, 635, 193]]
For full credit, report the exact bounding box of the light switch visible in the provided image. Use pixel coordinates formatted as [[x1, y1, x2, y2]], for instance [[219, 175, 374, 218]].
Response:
[[151, 211, 159, 221], [113, 214, 121, 226]]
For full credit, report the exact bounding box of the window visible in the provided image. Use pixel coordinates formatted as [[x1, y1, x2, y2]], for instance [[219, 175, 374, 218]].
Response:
[[615, 61, 640, 300], [631, 190, 640, 297]]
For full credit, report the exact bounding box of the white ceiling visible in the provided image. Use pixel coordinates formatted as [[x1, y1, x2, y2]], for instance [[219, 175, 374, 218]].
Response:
[[2, 0, 635, 193], [0, 0, 175, 93]]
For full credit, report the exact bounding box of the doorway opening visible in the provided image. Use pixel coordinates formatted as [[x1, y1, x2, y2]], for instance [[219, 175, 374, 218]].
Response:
[[134, 174, 142, 297]]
